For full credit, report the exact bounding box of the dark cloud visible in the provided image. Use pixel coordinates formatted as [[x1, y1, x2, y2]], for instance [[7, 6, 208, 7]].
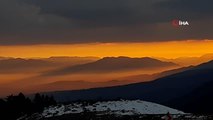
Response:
[[157, 0, 213, 14], [0, 0, 212, 45], [24, 0, 157, 26], [155, 0, 213, 22]]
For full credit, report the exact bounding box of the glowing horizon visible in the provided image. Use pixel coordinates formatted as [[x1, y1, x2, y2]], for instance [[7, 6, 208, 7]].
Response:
[[1, 40, 213, 59]]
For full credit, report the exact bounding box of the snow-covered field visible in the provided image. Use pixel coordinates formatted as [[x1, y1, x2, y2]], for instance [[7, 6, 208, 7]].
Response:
[[42, 100, 184, 118]]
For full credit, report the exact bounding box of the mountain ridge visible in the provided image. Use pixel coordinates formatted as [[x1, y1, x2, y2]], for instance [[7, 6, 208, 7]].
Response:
[[43, 60, 213, 114], [44, 56, 178, 76]]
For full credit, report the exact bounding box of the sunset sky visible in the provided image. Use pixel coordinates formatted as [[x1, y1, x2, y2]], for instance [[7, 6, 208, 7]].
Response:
[[1, 40, 213, 59], [0, 0, 213, 58], [0, 0, 213, 97]]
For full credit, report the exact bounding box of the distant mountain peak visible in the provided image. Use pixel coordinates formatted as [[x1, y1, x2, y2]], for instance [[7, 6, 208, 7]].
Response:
[[45, 56, 178, 75], [97, 56, 177, 65], [101, 56, 158, 60]]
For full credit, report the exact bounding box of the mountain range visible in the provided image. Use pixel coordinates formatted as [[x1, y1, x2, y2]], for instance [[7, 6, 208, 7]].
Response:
[[159, 53, 213, 66], [45, 60, 213, 113], [28, 66, 192, 93], [0, 57, 98, 74], [0, 56, 179, 97], [44, 56, 178, 76]]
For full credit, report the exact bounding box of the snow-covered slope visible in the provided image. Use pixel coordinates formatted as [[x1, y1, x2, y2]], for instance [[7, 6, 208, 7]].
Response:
[[42, 100, 184, 118]]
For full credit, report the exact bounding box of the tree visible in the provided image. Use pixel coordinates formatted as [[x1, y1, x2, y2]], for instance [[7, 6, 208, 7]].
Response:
[[0, 93, 57, 120], [33, 93, 57, 112]]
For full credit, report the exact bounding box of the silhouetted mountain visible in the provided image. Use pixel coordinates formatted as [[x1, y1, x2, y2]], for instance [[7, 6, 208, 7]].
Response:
[[0, 58, 54, 73], [45, 57, 178, 75], [120, 66, 193, 82], [45, 60, 213, 114], [30, 80, 128, 93], [166, 80, 213, 114], [164, 60, 213, 113], [5, 66, 191, 95], [192, 59, 213, 70], [158, 53, 213, 66], [42, 56, 99, 66], [0, 57, 99, 74]]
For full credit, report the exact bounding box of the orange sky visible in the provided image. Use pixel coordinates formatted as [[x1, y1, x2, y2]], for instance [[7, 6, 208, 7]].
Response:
[[0, 40, 213, 59]]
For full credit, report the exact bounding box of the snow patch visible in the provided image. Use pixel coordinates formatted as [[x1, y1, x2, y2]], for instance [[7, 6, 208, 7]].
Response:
[[42, 100, 184, 118]]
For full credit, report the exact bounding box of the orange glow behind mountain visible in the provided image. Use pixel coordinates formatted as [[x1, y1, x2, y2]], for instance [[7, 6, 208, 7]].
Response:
[[1, 40, 213, 59], [1, 40, 213, 96]]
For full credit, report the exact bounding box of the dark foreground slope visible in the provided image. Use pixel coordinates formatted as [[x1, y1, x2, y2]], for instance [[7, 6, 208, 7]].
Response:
[[166, 80, 213, 114]]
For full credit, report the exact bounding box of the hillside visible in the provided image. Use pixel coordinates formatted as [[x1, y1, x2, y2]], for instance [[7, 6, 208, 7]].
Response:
[[45, 60, 213, 114]]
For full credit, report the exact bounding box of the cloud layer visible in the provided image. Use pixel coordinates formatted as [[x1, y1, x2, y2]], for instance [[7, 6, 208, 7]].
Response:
[[0, 0, 212, 45]]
